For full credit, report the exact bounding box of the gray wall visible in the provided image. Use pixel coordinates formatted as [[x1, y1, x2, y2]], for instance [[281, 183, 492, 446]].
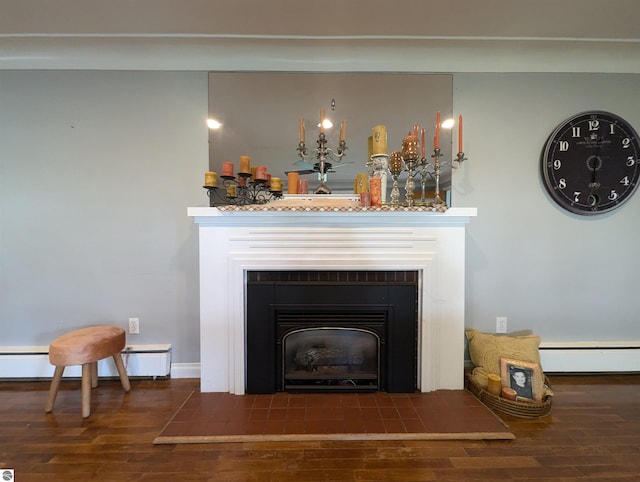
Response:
[[0, 71, 208, 363], [455, 73, 640, 341], [1, 70, 639, 369]]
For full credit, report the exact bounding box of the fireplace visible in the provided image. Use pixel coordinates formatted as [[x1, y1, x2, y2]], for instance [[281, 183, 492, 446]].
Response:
[[246, 271, 418, 393], [188, 205, 476, 394]]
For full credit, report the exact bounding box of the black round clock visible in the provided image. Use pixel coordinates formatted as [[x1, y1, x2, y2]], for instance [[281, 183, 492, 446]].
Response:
[[541, 110, 640, 215]]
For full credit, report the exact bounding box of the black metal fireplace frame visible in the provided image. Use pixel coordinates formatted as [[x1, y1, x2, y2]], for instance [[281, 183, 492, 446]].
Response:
[[246, 271, 418, 394]]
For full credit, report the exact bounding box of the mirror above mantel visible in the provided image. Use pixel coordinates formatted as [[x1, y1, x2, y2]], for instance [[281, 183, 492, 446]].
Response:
[[208, 72, 453, 196]]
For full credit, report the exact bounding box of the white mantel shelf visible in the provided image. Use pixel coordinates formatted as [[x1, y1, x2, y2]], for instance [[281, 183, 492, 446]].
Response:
[[189, 205, 477, 394], [188, 206, 477, 226]]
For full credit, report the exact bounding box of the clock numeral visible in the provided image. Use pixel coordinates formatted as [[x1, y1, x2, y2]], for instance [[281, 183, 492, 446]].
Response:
[[559, 140, 569, 152], [553, 159, 562, 170], [573, 192, 581, 203], [622, 137, 631, 148], [610, 124, 616, 135], [572, 126, 581, 137], [620, 176, 630, 186], [626, 156, 636, 167], [558, 178, 567, 189], [588, 120, 599, 131], [608, 190, 619, 201]]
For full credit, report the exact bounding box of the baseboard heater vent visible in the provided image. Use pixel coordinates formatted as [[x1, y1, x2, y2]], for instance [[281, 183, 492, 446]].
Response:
[[0, 344, 172, 379], [539, 341, 640, 373]]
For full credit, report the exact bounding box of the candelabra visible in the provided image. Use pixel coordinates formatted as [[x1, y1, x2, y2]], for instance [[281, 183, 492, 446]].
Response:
[[399, 134, 467, 208], [203, 173, 283, 207], [297, 132, 347, 195]]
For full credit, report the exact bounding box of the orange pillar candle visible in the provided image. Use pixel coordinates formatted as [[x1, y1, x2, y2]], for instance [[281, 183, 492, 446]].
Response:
[[255, 165, 267, 180], [370, 178, 382, 206], [434, 111, 441, 149], [299, 117, 305, 143], [458, 114, 464, 153], [287, 172, 300, 194], [204, 171, 217, 187], [421, 128, 426, 158], [222, 161, 234, 177], [239, 155, 251, 174]]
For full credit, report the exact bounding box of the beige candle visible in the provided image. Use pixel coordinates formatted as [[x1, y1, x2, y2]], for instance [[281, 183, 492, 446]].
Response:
[[319, 108, 325, 134], [239, 155, 251, 174], [367, 136, 373, 161], [372, 125, 387, 155], [354, 173, 369, 194], [339, 120, 346, 142], [487, 374, 502, 396], [204, 171, 217, 187], [270, 177, 282, 191], [287, 172, 300, 194]]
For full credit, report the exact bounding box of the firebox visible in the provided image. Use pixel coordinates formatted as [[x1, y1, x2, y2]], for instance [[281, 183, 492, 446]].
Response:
[[246, 271, 418, 393]]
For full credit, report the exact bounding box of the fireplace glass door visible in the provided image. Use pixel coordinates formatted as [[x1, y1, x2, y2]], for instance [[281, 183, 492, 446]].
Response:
[[283, 327, 380, 391]]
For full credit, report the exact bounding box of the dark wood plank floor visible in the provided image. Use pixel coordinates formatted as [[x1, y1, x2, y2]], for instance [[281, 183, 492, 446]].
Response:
[[1, 374, 640, 481]]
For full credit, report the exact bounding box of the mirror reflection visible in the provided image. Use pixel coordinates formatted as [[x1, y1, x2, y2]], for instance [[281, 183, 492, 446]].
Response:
[[208, 72, 453, 197]]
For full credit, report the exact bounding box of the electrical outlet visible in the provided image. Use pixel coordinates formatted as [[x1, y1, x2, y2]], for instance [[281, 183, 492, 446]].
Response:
[[496, 316, 507, 333], [128, 317, 140, 334]]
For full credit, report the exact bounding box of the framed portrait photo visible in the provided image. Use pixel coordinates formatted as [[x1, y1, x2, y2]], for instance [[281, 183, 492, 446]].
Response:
[[500, 358, 544, 402]]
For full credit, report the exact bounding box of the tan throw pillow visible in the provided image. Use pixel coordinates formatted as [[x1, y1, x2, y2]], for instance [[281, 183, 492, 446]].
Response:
[[466, 328, 543, 376]]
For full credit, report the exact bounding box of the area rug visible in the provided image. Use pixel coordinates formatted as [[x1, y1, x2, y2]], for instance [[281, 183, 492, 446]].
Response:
[[154, 389, 513, 444]]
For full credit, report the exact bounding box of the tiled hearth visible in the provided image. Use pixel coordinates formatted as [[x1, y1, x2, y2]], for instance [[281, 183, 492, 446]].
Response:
[[155, 390, 512, 442], [189, 206, 476, 394]]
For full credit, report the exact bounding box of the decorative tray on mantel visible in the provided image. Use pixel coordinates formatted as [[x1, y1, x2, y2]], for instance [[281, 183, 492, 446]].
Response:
[[216, 194, 449, 213]]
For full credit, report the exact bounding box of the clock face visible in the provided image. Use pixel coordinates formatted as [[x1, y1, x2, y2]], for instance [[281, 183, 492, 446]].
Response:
[[541, 111, 640, 215]]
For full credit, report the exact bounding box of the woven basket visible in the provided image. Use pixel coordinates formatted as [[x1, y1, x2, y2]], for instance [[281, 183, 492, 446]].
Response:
[[465, 373, 553, 418]]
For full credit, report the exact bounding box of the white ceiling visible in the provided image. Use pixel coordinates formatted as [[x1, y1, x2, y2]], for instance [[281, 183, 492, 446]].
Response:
[[1, 0, 640, 72]]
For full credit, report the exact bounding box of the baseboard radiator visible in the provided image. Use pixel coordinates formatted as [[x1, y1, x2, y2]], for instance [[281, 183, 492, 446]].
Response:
[[539, 341, 640, 373], [0, 344, 172, 379]]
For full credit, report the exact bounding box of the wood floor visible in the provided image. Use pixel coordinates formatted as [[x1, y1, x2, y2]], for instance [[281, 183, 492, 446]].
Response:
[[1, 374, 640, 481]]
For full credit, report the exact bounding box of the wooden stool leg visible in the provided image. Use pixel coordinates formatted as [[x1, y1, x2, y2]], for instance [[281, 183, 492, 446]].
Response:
[[45, 366, 65, 413], [81, 363, 92, 418], [90, 361, 99, 388], [112, 353, 131, 392]]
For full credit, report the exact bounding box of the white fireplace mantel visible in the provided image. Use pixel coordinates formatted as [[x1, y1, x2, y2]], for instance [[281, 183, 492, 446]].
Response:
[[188, 206, 477, 394]]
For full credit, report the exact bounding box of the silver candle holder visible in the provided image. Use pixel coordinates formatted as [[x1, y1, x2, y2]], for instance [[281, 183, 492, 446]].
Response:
[[297, 133, 347, 195], [399, 132, 467, 208]]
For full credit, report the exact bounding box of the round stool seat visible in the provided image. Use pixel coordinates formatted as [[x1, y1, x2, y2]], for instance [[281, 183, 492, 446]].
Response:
[[49, 325, 126, 367]]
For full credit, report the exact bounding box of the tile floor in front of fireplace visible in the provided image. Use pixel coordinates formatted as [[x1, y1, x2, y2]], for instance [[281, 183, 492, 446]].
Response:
[[158, 389, 511, 440]]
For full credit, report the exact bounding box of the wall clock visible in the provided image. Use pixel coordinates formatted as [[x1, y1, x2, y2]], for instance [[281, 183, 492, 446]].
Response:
[[541, 110, 640, 215]]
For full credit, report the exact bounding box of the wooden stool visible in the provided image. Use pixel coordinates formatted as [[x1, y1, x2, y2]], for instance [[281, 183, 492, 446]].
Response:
[[45, 325, 131, 418]]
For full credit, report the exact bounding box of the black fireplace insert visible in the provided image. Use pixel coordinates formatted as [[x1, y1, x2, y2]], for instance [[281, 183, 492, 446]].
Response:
[[246, 271, 418, 393]]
